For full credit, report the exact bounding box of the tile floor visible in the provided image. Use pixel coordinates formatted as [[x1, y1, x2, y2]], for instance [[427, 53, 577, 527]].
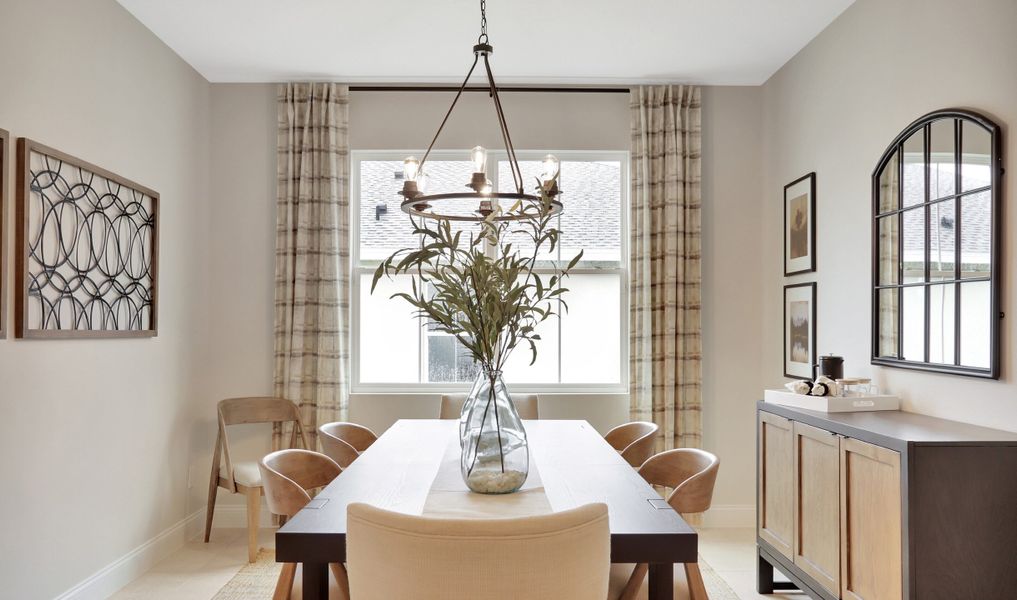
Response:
[[112, 527, 803, 599]]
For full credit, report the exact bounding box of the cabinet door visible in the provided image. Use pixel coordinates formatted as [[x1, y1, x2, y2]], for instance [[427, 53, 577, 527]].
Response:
[[793, 422, 840, 596], [758, 412, 794, 558], [840, 437, 903, 600]]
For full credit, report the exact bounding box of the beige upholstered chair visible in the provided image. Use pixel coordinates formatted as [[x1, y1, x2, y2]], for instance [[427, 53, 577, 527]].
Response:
[[205, 397, 308, 562], [604, 421, 659, 468], [259, 449, 348, 600], [318, 423, 364, 469], [609, 449, 720, 600], [438, 393, 540, 420], [347, 502, 610, 600]]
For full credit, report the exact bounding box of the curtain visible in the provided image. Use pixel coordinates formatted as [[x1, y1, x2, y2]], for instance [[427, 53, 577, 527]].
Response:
[[274, 83, 351, 447], [629, 85, 702, 453]]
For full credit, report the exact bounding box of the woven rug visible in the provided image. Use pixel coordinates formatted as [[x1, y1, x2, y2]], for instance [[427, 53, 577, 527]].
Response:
[[212, 549, 740, 599]]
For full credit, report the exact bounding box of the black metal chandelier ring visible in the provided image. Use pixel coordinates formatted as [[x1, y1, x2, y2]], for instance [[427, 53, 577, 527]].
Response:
[[397, 0, 562, 223], [401, 192, 562, 222]]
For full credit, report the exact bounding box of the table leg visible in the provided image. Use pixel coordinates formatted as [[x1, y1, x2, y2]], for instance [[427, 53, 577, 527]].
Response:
[[757, 550, 775, 594], [302, 561, 328, 600], [647, 563, 674, 600]]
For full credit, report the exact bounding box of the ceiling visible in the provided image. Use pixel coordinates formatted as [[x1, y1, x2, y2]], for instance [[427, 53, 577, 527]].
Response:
[[117, 0, 854, 85]]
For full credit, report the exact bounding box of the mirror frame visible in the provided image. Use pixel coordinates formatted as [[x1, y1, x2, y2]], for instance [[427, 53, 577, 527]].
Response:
[[871, 108, 1003, 379]]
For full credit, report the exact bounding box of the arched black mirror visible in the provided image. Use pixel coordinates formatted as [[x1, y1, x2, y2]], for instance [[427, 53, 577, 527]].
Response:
[[872, 109, 1003, 378]]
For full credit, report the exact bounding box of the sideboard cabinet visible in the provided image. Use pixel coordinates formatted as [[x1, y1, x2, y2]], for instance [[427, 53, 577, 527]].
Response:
[[757, 402, 1017, 600]]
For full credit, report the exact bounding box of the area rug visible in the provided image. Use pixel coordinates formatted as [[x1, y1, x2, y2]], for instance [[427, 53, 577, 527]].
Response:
[[212, 549, 740, 599]]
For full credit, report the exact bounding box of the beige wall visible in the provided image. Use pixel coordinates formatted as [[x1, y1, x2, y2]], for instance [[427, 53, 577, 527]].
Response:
[[202, 85, 765, 522], [0, 1, 212, 598], [761, 0, 1017, 426]]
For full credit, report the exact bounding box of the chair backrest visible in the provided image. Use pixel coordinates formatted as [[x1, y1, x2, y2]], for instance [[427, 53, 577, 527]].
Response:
[[318, 423, 362, 469], [603, 421, 659, 468], [346, 502, 609, 600], [259, 449, 342, 518], [637, 448, 720, 515], [439, 393, 540, 420], [317, 422, 377, 453], [215, 397, 308, 491]]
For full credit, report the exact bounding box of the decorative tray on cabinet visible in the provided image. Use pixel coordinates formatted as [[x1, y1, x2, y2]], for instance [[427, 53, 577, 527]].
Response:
[[763, 389, 900, 413]]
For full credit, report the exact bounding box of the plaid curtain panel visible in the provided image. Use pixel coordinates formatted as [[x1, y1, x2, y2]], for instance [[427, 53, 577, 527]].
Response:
[[274, 83, 351, 447], [629, 85, 703, 453]]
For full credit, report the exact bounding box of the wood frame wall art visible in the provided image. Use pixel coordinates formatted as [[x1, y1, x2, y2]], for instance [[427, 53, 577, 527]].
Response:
[[784, 172, 816, 276], [784, 282, 817, 380], [15, 139, 159, 339], [0, 129, 8, 339]]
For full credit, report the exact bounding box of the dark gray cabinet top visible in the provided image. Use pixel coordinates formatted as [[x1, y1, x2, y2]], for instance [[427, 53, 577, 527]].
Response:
[[758, 401, 1017, 451]]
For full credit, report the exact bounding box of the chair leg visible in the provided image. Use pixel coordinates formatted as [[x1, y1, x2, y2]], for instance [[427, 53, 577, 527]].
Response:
[[685, 562, 708, 600], [245, 487, 261, 563], [330, 563, 351, 600], [619, 563, 648, 600], [273, 562, 296, 600], [203, 480, 217, 545]]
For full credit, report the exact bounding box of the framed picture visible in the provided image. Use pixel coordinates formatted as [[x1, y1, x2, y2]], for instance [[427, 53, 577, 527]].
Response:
[[784, 282, 816, 379], [784, 172, 816, 276], [15, 138, 159, 338], [0, 128, 7, 339]]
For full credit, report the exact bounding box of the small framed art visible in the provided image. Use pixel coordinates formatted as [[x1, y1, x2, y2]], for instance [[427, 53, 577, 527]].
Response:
[[784, 172, 816, 276], [784, 282, 816, 379]]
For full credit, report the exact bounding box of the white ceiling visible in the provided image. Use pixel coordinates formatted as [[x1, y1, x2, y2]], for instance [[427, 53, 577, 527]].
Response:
[[118, 0, 854, 85]]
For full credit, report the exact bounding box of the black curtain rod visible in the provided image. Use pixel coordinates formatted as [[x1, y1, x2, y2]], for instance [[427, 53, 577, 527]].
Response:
[[349, 86, 630, 94]]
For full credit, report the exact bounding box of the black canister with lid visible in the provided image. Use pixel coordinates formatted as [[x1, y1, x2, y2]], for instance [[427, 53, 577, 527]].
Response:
[[817, 355, 844, 380]]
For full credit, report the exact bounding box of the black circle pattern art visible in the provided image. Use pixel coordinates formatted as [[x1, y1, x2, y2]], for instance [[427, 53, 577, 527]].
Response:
[[27, 153, 155, 332]]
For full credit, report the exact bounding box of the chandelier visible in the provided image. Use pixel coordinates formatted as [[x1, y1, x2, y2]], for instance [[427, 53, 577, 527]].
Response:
[[399, 0, 562, 222]]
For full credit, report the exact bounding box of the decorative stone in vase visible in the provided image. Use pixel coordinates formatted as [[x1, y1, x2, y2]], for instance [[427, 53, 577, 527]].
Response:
[[460, 368, 529, 494]]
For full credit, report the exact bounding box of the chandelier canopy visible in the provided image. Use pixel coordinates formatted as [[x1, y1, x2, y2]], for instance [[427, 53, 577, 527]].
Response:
[[399, 0, 562, 222]]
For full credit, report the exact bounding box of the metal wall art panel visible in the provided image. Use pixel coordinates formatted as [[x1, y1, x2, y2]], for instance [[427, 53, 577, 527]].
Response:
[[15, 139, 159, 338]]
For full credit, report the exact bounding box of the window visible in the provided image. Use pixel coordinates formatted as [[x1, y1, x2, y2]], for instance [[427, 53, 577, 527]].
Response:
[[351, 150, 628, 392]]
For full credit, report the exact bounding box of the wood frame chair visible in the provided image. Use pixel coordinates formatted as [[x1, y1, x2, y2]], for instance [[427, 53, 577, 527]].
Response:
[[438, 393, 540, 420], [205, 397, 308, 562], [612, 448, 720, 600], [318, 423, 364, 469], [604, 421, 659, 468], [260, 449, 348, 600]]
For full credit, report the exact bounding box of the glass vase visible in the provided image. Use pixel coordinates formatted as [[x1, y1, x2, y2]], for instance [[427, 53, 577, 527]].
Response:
[[458, 370, 486, 445], [460, 368, 529, 494]]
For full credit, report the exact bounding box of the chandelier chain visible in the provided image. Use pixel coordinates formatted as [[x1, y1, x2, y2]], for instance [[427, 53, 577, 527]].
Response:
[[479, 0, 488, 43]]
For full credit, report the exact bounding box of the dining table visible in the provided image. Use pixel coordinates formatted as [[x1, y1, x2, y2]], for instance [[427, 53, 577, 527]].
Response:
[[276, 419, 699, 599]]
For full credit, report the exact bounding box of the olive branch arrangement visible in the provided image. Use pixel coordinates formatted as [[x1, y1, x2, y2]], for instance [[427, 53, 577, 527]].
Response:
[[370, 179, 583, 375]]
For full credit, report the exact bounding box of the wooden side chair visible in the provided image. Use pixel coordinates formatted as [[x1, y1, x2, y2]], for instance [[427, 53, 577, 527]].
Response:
[[260, 449, 348, 600], [604, 421, 659, 468], [609, 449, 720, 600], [318, 423, 363, 469], [204, 397, 308, 562], [317, 422, 377, 458], [347, 502, 610, 600], [439, 393, 540, 420]]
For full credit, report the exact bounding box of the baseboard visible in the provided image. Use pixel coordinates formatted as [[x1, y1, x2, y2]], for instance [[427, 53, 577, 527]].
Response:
[[701, 504, 755, 528], [198, 504, 276, 535], [54, 508, 205, 600]]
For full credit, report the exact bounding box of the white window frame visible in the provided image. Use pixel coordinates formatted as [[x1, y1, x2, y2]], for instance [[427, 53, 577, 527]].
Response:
[[350, 149, 629, 394]]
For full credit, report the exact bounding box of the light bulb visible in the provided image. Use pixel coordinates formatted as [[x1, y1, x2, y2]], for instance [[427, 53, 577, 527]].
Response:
[[403, 156, 420, 182], [479, 181, 492, 195], [471, 146, 488, 174], [540, 154, 560, 184]]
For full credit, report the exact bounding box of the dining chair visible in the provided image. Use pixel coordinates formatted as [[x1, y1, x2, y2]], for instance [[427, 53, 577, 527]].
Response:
[[346, 502, 610, 600], [318, 423, 363, 469], [438, 393, 540, 420], [260, 449, 348, 600], [603, 421, 659, 468], [204, 397, 308, 563], [609, 448, 720, 600]]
